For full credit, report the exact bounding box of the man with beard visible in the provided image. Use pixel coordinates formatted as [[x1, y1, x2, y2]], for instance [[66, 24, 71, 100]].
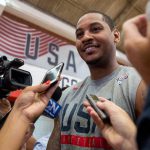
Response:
[[47, 12, 146, 150], [83, 3, 150, 149]]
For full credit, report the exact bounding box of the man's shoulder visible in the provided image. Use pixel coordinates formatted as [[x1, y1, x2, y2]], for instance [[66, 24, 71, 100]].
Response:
[[114, 65, 142, 87], [120, 65, 135, 71], [120, 65, 140, 76]]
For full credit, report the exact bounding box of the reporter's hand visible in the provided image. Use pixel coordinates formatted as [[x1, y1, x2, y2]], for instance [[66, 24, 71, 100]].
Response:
[[20, 123, 35, 150], [13, 80, 60, 123], [122, 14, 150, 85], [0, 80, 60, 150], [0, 98, 11, 119], [83, 98, 137, 150]]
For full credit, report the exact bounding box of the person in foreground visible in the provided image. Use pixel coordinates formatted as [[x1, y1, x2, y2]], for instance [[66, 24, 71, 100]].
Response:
[[84, 2, 150, 150], [47, 11, 145, 150], [0, 80, 59, 150]]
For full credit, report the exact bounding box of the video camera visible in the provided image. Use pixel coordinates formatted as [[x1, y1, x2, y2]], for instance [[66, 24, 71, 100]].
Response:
[[0, 56, 32, 98]]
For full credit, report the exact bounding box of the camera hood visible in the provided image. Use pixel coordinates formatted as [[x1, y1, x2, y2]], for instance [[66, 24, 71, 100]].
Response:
[[4, 68, 32, 90]]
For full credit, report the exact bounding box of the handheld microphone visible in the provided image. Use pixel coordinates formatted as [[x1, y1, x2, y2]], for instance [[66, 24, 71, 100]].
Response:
[[43, 86, 62, 118]]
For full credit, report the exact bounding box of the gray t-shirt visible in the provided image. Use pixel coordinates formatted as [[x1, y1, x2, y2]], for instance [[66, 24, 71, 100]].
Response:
[[59, 66, 141, 150]]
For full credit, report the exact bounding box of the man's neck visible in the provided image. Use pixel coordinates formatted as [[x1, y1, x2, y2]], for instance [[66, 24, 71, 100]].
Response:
[[89, 62, 119, 80]]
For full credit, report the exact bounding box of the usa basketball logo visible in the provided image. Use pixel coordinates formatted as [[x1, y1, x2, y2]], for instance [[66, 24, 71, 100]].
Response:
[[116, 73, 128, 85]]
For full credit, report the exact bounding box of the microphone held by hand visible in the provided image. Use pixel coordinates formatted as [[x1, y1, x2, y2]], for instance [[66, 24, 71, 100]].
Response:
[[43, 86, 62, 118]]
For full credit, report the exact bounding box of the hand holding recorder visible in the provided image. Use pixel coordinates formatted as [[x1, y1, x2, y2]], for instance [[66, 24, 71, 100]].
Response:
[[86, 94, 110, 123], [14, 62, 64, 122], [1, 62, 64, 124], [83, 97, 137, 150], [0, 79, 60, 150]]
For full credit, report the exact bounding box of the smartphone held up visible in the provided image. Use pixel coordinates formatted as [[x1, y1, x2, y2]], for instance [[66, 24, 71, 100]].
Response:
[[41, 62, 64, 90]]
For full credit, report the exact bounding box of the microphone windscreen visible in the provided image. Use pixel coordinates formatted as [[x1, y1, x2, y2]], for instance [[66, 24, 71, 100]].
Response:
[[43, 99, 62, 118], [43, 87, 62, 118], [51, 86, 62, 101]]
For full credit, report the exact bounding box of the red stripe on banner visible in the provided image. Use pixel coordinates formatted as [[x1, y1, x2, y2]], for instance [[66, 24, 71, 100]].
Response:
[[40, 39, 53, 46], [40, 35, 53, 41], [1, 19, 50, 37], [1, 16, 36, 32], [39, 37, 67, 48], [0, 14, 69, 59], [0, 25, 27, 39], [0, 20, 33, 34], [56, 41, 68, 46], [31, 31, 49, 36], [1, 40, 25, 52], [39, 44, 48, 50], [39, 51, 48, 56], [0, 49, 25, 59], [1, 44, 24, 55], [61, 134, 112, 149], [39, 46, 48, 52], [1, 36, 25, 47], [2, 16, 29, 28], [1, 32, 26, 43], [41, 36, 55, 41], [50, 38, 61, 43]]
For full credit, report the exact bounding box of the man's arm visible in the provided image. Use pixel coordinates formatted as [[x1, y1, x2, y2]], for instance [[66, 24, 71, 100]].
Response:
[[135, 80, 147, 117], [46, 117, 61, 150]]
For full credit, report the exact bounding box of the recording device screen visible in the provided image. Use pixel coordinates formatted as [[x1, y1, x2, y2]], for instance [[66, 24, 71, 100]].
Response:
[[41, 62, 64, 87]]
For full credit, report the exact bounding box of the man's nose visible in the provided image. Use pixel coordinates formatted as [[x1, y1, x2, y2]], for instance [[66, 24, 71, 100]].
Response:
[[82, 31, 93, 43]]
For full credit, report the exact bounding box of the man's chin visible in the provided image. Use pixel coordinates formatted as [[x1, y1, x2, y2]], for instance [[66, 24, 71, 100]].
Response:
[[86, 58, 108, 68], [86, 59, 100, 66]]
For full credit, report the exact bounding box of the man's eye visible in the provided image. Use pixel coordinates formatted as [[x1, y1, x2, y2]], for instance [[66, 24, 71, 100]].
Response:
[[91, 26, 102, 33], [76, 31, 84, 39]]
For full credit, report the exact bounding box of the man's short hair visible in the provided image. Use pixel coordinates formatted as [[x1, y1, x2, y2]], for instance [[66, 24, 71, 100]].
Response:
[[79, 11, 115, 30]]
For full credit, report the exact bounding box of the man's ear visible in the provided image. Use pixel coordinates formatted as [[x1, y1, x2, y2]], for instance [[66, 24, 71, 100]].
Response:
[[113, 28, 120, 44]]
